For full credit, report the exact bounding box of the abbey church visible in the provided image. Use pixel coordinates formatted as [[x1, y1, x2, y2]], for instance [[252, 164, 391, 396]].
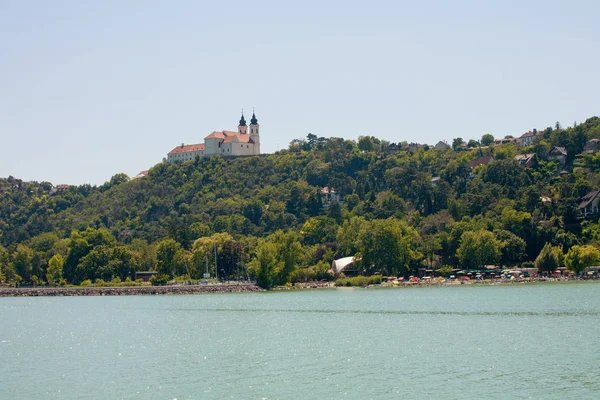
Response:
[[167, 112, 261, 163]]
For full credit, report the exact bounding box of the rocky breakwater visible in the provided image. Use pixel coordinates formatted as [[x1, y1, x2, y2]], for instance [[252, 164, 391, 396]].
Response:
[[0, 284, 263, 297]]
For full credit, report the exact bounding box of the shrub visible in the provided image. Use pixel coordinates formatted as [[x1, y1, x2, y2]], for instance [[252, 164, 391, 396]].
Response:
[[150, 274, 169, 286], [80, 279, 92, 287], [436, 265, 454, 278], [111, 277, 122, 285], [334, 275, 382, 287]]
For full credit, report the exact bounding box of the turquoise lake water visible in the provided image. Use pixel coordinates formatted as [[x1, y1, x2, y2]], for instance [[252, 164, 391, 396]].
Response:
[[1, 283, 599, 399]]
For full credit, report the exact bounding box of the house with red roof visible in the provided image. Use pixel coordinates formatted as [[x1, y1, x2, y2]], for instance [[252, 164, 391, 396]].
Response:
[[167, 112, 261, 163]]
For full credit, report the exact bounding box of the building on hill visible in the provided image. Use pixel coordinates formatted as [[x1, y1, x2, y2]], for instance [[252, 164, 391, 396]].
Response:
[[320, 187, 342, 208], [49, 185, 70, 195], [518, 129, 544, 146], [547, 146, 567, 165], [585, 139, 600, 154], [494, 136, 518, 145], [468, 155, 494, 169], [167, 112, 261, 163], [515, 153, 537, 168], [579, 190, 600, 218], [434, 141, 450, 151]]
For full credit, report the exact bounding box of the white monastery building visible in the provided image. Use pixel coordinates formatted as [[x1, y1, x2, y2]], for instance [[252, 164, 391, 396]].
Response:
[[167, 112, 261, 163]]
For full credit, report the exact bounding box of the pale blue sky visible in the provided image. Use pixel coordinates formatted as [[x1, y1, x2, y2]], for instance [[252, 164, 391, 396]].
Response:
[[1, 0, 599, 185]]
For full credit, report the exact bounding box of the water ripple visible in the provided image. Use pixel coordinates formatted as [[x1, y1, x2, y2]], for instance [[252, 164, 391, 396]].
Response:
[[164, 308, 600, 317]]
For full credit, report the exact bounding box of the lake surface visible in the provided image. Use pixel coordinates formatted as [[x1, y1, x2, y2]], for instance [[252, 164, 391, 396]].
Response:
[[1, 283, 599, 399]]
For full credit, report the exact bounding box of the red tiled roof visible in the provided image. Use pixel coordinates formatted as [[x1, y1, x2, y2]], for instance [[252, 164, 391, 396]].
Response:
[[168, 143, 205, 155], [205, 130, 254, 144], [223, 134, 254, 144], [205, 131, 227, 139], [135, 170, 149, 178]]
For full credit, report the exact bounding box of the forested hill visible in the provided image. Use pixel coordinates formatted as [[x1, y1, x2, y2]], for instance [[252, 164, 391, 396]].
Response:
[[1, 116, 600, 287]]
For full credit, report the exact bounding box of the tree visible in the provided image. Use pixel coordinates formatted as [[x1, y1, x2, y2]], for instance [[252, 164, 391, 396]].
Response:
[[481, 134, 495, 146], [300, 216, 338, 246], [357, 218, 422, 276], [564, 245, 600, 274], [336, 216, 368, 257], [12, 244, 33, 283], [219, 240, 244, 280], [467, 139, 478, 148], [535, 242, 559, 274], [270, 230, 303, 285], [456, 230, 501, 269], [192, 233, 235, 278], [452, 138, 464, 150], [494, 230, 526, 266], [358, 136, 376, 152], [64, 228, 116, 283], [156, 239, 185, 279], [46, 254, 64, 286], [249, 241, 280, 289]]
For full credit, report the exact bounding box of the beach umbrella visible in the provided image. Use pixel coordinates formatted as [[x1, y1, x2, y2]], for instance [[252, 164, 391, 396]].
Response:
[[462, 276, 470, 280]]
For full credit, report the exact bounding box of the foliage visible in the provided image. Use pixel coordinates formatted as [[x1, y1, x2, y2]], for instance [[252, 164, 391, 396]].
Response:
[[46, 254, 64, 286], [334, 275, 382, 287], [456, 230, 501, 269], [564, 245, 600, 274], [1, 118, 600, 285], [535, 243, 560, 273]]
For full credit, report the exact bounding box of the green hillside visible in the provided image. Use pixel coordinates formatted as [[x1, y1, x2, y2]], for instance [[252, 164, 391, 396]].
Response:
[[2, 117, 600, 287]]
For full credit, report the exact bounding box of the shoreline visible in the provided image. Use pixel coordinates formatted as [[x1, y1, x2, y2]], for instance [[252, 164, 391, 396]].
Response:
[[0, 283, 262, 297]]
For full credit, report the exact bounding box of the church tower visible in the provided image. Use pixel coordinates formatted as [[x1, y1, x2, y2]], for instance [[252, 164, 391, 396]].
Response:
[[249, 111, 260, 154], [238, 112, 247, 134]]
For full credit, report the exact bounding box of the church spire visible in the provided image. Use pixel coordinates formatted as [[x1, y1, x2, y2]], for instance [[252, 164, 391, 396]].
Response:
[[239, 111, 247, 127], [250, 109, 258, 125]]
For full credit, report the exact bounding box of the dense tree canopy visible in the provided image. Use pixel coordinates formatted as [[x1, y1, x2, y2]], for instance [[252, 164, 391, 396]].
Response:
[[2, 116, 600, 287]]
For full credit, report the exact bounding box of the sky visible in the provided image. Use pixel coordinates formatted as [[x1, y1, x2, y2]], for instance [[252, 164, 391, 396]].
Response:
[[1, 0, 599, 185]]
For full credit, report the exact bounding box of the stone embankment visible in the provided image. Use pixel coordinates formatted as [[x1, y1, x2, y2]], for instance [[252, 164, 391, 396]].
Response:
[[0, 284, 262, 297]]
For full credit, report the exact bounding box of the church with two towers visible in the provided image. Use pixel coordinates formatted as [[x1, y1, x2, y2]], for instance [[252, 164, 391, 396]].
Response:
[[167, 112, 261, 163]]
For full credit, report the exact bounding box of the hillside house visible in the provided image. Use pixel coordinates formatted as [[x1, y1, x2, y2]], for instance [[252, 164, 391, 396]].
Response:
[[434, 141, 451, 151], [585, 139, 600, 154], [468, 155, 494, 169], [518, 130, 543, 146], [515, 153, 537, 168], [579, 190, 600, 218], [320, 187, 342, 208], [548, 146, 567, 165]]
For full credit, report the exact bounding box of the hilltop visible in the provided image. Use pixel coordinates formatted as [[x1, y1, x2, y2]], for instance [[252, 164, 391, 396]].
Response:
[[1, 116, 600, 287]]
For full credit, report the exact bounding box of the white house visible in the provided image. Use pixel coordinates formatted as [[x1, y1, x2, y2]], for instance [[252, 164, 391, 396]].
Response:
[[579, 190, 600, 218], [320, 187, 342, 208], [167, 112, 261, 163]]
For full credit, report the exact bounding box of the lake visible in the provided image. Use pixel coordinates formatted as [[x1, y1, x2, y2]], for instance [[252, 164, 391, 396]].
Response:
[[1, 283, 599, 399]]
